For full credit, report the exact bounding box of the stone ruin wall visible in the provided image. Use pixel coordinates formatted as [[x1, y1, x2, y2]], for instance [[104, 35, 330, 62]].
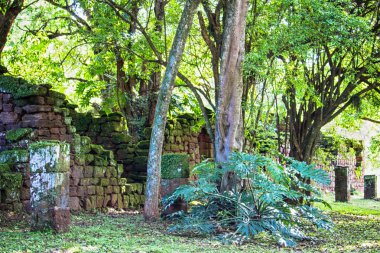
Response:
[[72, 112, 214, 172], [0, 77, 144, 212], [0, 76, 213, 213], [320, 157, 365, 193]]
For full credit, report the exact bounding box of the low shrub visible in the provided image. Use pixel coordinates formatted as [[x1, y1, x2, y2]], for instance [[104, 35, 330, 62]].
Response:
[[164, 152, 333, 246]]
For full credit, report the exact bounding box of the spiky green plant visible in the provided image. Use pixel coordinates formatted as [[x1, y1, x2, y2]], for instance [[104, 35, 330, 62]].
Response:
[[164, 152, 332, 247]]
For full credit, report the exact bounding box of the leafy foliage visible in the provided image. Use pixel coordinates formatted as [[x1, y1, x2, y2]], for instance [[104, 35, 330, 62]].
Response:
[[164, 152, 332, 246]]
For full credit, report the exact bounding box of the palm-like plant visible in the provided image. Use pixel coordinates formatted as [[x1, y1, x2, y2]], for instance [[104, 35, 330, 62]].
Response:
[[164, 152, 332, 246]]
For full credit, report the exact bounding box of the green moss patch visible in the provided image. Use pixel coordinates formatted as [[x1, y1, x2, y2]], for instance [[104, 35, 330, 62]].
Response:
[[0, 75, 48, 99], [5, 128, 33, 142], [161, 153, 189, 179], [0, 163, 12, 173], [28, 140, 62, 150], [0, 172, 22, 190], [0, 149, 29, 163]]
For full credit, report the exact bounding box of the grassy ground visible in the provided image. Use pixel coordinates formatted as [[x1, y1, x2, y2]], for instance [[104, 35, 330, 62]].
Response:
[[1, 195, 379, 253]]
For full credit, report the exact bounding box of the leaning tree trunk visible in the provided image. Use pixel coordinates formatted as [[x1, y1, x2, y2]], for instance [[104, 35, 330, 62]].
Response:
[[0, 0, 24, 62], [215, 0, 249, 191], [144, 0, 201, 221]]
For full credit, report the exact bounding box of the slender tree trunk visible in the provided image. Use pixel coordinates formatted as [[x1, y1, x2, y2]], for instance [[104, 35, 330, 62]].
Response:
[[147, 0, 166, 126], [144, 0, 201, 221], [0, 0, 24, 62], [215, 0, 249, 191]]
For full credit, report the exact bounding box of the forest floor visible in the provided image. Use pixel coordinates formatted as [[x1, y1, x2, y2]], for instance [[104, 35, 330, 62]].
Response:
[[1, 194, 379, 253]]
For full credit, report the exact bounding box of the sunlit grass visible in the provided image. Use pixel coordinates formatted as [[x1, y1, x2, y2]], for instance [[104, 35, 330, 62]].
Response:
[[0, 194, 379, 253], [316, 192, 380, 216]]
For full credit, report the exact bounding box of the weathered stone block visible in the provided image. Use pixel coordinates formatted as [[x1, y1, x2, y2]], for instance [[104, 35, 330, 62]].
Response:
[[87, 186, 96, 195], [113, 186, 120, 194], [29, 142, 70, 173], [52, 207, 70, 233], [69, 197, 80, 211], [161, 178, 189, 197], [29, 141, 70, 232], [77, 186, 86, 197], [103, 195, 111, 207], [335, 166, 350, 202], [100, 178, 109, 186], [111, 194, 118, 206], [94, 166, 105, 178], [96, 196, 104, 208], [111, 133, 131, 144], [364, 175, 379, 199], [79, 178, 91, 186], [83, 166, 94, 178], [96, 186, 104, 195], [105, 186, 113, 194], [90, 178, 100, 185]]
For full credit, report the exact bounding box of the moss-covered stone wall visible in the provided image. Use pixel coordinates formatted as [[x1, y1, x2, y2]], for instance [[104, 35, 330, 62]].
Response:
[[0, 76, 213, 213], [0, 76, 145, 212]]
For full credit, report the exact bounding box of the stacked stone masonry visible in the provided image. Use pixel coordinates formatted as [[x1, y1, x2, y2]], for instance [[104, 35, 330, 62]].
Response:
[[0, 76, 145, 212], [0, 76, 212, 213]]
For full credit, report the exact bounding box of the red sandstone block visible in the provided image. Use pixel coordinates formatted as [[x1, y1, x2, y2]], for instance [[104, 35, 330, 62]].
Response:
[[30, 96, 45, 105], [59, 128, 66, 134], [70, 177, 79, 186], [69, 186, 78, 197], [52, 207, 71, 233], [96, 196, 104, 208], [0, 112, 18, 124], [50, 128, 60, 134], [69, 197, 80, 211], [2, 94, 11, 103], [71, 166, 84, 179], [2, 103, 13, 112], [22, 113, 49, 121], [103, 195, 111, 207], [77, 186, 86, 197], [60, 134, 72, 142], [20, 187, 30, 200], [106, 186, 113, 194], [23, 105, 51, 113], [110, 194, 118, 207], [23, 179, 31, 187], [87, 186, 96, 195], [37, 129, 51, 137], [51, 134, 60, 140]]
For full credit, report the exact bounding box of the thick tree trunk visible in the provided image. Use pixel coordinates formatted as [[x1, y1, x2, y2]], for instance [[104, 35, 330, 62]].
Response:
[[0, 0, 24, 62], [144, 0, 201, 221], [215, 0, 248, 191]]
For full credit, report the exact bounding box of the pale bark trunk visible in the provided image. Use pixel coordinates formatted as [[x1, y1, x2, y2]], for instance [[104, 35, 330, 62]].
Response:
[[215, 0, 249, 191], [144, 0, 201, 221]]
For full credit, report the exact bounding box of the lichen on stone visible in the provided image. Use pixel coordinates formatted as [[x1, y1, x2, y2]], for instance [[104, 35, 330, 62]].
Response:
[[29, 141, 70, 173]]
